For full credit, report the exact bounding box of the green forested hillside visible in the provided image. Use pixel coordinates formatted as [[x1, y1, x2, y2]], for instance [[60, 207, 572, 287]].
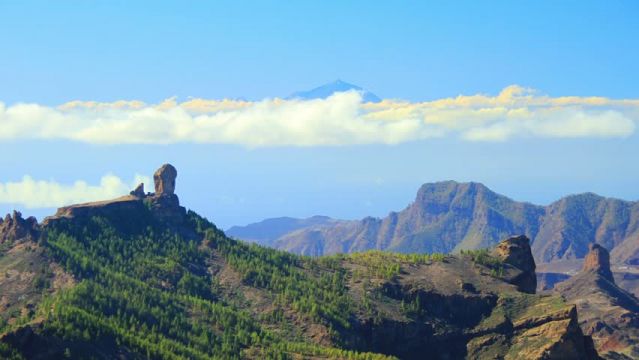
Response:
[[1, 208, 394, 359], [0, 166, 602, 359]]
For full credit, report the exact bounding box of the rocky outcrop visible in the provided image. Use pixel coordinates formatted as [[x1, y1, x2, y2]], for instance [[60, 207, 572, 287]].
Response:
[[130, 183, 145, 198], [583, 244, 614, 282], [492, 235, 537, 293], [556, 245, 639, 358], [44, 195, 147, 226], [154, 164, 177, 195], [44, 164, 186, 229], [148, 164, 185, 225], [343, 252, 599, 359], [0, 211, 38, 243]]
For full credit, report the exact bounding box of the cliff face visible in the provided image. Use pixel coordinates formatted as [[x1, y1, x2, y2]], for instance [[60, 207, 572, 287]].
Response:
[[0, 165, 602, 359], [556, 245, 639, 359], [230, 181, 639, 267]]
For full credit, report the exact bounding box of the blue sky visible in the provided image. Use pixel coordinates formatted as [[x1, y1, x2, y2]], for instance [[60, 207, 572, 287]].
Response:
[[1, 1, 638, 228], [2, 1, 638, 103]]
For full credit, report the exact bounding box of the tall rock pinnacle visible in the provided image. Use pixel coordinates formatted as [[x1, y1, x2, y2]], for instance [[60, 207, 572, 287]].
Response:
[[582, 243, 614, 282], [154, 164, 177, 196]]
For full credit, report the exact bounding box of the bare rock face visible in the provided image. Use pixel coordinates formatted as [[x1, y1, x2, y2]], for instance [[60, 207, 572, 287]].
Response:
[[130, 183, 145, 198], [0, 211, 38, 243], [583, 244, 614, 282], [154, 164, 177, 196], [492, 235, 537, 293]]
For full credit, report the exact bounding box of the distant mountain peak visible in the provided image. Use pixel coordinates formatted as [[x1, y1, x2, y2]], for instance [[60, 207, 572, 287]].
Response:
[[287, 80, 381, 103]]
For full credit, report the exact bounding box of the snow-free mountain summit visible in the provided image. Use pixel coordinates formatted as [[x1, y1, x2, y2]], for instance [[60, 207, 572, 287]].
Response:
[[287, 79, 382, 103]]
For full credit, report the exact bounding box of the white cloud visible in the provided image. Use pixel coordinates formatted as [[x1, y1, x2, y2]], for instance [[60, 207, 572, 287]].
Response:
[[0, 174, 150, 209], [0, 86, 636, 147]]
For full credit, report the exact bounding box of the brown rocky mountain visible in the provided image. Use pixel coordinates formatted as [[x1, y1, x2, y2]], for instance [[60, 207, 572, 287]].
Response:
[[0, 165, 603, 359], [228, 181, 639, 266], [556, 244, 639, 359]]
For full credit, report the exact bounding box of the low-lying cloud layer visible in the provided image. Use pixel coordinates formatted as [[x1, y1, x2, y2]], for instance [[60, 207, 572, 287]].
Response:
[[1, 86, 637, 146], [0, 174, 150, 209]]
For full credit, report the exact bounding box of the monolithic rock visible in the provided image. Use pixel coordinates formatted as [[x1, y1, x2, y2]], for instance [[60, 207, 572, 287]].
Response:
[[154, 164, 177, 196], [492, 235, 537, 293], [583, 244, 614, 283]]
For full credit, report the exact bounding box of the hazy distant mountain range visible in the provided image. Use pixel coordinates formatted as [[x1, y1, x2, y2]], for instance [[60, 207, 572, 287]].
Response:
[[287, 79, 381, 102], [227, 181, 639, 265]]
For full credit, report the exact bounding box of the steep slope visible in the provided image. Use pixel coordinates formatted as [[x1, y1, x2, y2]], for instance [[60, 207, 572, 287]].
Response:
[[0, 165, 601, 359], [556, 244, 639, 359], [273, 181, 544, 256], [533, 194, 639, 264], [233, 181, 639, 266]]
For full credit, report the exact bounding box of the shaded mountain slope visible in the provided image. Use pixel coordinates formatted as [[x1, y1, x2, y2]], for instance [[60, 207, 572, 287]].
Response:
[[232, 181, 639, 265], [0, 165, 600, 359]]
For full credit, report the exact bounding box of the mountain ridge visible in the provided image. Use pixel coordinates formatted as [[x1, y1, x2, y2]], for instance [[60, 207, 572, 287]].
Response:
[[227, 180, 639, 265], [0, 165, 603, 359]]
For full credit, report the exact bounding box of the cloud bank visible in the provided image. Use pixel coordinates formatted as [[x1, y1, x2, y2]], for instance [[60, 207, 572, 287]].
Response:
[[1, 86, 637, 146], [0, 174, 150, 209]]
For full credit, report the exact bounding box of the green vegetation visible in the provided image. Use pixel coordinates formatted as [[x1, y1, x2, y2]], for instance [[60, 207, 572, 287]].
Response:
[[0, 210, 394, 359], [460, 248, 504, 277], [348, 250, 446, 280]]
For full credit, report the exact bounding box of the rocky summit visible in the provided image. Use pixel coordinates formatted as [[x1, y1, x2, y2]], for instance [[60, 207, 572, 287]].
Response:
[[154, 163, 177, 195], [583, 243, 615, 282], [0, 165, 605, 359], [556, 245, 639, 359]]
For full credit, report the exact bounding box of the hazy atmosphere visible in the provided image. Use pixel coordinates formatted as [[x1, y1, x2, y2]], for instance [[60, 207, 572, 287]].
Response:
[[2, 2, 638, 229], [2, 2, 639, 359]]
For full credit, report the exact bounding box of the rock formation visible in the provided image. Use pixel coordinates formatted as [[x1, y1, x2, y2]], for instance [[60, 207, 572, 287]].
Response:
[[556, 244, 639, 358], [0, 211, 38, 243], [45, 164, 186, 229], [492, 235, 537, 293], [583, 243, 614, 282], [130, 183, 145, 198], [148, 164, 186, 225], [154, 164, 177, 195]]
